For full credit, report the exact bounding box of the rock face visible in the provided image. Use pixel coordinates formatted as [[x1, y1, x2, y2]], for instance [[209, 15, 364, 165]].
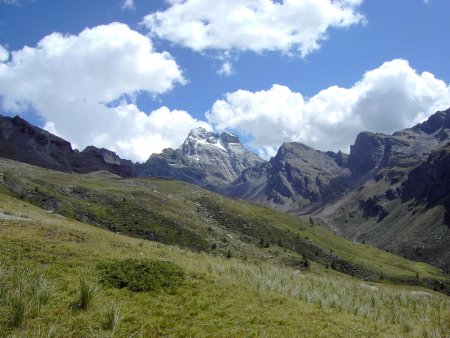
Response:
[[0, 115, 133, 176], [136, 127, 265, 188], [396, 143, 450, 270], [227, 142, 349, 213]]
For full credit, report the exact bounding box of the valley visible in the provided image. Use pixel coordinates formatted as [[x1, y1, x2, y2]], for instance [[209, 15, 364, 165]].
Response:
[[0, 162, 448, 336]]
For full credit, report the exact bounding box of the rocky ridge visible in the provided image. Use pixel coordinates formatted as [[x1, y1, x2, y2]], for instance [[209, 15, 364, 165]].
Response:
[[136, 127, 265, 188], [0, 115, 133, 177]]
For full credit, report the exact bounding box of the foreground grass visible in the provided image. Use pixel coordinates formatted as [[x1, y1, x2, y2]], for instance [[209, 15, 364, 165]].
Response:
[[0, 192, 449, 337]]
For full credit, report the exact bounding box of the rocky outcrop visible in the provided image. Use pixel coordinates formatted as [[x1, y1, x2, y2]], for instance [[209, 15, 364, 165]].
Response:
[[134, 148, 206, 185], [348, 132, 386, 175]]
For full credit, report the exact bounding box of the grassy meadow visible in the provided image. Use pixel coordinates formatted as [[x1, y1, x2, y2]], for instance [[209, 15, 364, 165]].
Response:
[[0, 158, 449, 336], [0, 188, 449, 337]]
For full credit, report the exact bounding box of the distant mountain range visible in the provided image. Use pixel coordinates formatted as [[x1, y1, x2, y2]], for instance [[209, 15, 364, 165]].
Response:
[[0, 108, 449, 271]]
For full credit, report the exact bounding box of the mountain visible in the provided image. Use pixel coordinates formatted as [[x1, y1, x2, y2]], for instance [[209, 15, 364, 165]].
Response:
[[227, 142, 350, 213], [136, 127, 265, 189], [0, 115, 133, 177], [0, 110, 449, 270], [226, 108, 450, 271], [0, 116, 264, 188]]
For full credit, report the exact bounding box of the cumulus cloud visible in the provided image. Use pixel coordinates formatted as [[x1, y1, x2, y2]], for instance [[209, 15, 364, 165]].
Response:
[[0, 22, 191, 161], [0, 45, 8, 62], [142, 0, 364, 57], [207, 59, 450, 158], [122, 0, 134, 10]]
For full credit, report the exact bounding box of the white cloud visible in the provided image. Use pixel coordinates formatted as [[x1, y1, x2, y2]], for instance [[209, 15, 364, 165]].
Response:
[[0, 22, 189, 161], [207, 59, 450, 158], [122, 0, 134, 10], [143, 0, 364, 57], [0, 45, 8, 62], [217, 61, 233, 77], [43, 104, 209, 162]]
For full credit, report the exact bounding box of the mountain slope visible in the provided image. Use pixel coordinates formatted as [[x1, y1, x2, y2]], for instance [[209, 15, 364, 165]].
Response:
[[0, 110, 448, 272], [0, 115, 133, 176], [314, 110, 450, 271], [225, 109, 450, 270]]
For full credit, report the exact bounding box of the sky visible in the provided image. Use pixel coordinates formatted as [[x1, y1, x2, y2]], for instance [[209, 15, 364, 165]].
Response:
[[0, 0, 450, 162]]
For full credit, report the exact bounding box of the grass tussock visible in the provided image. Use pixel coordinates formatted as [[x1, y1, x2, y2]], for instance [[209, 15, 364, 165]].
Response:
[[102, 301, 122, 332], [0, 264, 52, 328], [209, 259, 450, 337], [75, 270, 99, 311]]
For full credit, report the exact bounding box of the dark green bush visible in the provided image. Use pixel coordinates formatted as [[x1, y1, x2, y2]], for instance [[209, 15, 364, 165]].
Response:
[[97, 259, 185, 292]]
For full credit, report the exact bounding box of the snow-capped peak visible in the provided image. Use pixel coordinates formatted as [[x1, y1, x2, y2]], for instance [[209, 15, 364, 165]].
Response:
[[187, 127, 215, 140]]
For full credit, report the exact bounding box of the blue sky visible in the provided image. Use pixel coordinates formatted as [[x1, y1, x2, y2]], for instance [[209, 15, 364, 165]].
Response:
[[0, 0, 449, 161]]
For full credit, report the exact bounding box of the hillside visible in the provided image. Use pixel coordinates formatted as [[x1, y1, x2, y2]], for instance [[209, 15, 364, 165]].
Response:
[[0, 171, 449, 336], [0, 157, 448, 293]]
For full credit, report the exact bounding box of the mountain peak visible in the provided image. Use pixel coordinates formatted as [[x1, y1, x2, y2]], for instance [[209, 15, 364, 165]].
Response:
[[187, 127, 217, 140]]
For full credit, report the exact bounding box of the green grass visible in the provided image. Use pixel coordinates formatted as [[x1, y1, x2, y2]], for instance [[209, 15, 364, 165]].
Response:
[[0, 157, 448, 294], [0, 189, 449, 336], [0, 264, 53, 328]]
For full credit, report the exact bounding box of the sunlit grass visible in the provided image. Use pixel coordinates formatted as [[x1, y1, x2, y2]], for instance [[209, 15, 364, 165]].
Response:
[[0, 162, 448, 336], [208, 259, 449, 337]]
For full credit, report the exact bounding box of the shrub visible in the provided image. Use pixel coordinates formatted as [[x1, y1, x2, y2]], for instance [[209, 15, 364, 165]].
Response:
[[97, 259, 185, 292]]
